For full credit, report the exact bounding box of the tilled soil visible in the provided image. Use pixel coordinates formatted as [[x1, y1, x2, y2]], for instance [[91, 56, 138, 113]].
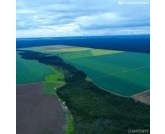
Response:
[[16, 82, 65, 134]]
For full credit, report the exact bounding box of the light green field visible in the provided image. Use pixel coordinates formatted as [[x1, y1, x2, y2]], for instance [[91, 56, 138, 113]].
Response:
[[42, 67, 73, 134], [91, 49, 123, 56], [23, 45, 150, 96], [43, 70, 65, 95]]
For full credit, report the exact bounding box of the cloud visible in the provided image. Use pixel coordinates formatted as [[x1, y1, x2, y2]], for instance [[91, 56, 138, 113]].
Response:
[[16, 0, 150, 38], [74, 12, 126, 29]]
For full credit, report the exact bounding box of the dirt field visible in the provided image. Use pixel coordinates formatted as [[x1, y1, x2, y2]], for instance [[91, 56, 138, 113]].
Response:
[[40, 45, 75, 50], [16, 82, 65, 134], [132, 90, 150, 105]]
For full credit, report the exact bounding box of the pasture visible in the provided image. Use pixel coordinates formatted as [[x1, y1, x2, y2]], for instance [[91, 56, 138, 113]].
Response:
[[43, 69, 65, 95]]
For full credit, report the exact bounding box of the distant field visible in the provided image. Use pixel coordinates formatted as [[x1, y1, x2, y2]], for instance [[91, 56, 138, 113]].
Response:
[[22, 45, 150, 96], [16, 52, 54, 84]]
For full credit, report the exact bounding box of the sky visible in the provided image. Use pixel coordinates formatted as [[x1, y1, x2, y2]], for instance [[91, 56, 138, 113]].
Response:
[[16, 0, 150, 38]]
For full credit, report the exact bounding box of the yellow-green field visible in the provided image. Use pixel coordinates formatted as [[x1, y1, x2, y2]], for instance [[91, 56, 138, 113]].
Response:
[[43, 69, 65, 95]]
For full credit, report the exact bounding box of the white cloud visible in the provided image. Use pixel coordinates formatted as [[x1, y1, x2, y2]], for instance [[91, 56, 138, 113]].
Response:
[[74, 12, 126, 29], [16, 9, 37, 14], [16, 0, 150, 38]]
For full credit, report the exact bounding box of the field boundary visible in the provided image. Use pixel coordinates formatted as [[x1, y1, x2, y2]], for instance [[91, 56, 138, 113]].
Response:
[[131, 89, 150, 97], [91, 65, 150, 80], [92, 82, 130, 98], [92, 81, 150, 104], [16, 81, 43, 86]]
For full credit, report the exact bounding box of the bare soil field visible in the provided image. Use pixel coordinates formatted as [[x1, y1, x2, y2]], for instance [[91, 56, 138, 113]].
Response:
[[40, 45, 76, 50], [132, 90, 150, 105], [16, 82, 65, 134]]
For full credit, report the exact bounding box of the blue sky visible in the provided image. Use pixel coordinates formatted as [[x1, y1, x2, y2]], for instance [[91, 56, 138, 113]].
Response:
[[16, 0, 150, 38]]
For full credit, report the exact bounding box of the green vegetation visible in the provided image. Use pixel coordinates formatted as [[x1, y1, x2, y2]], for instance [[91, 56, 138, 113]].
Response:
[[58, 80, 149, 134], [17, 51, 74, 134], [65, 111, 74, 134], [42, 67, 74, 134], [61, 52, 150, 96], [60, 50, 93, 60], [18, 50, 150, 134], [43, 67, 65, 95], [93, 75, 147, 96], [22, 46, 150, 96], [16, 52, 54, 84], [91, 49, 123, 56]]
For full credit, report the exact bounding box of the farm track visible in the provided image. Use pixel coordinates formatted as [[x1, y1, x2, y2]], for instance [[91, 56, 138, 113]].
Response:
[[16, 81, 42, 86]]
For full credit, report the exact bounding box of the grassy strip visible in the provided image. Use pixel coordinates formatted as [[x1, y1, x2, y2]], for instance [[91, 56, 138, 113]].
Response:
[[43, 66, 74, 134], [43, 67, 65, 96], [65, 112, 74, 134]]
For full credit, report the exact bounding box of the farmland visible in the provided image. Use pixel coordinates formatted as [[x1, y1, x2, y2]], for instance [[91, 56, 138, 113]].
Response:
[[18, 50, 150, 134], [16, 52, 54, 84], [16, 83, 65, 134], [16, 51, 67, 134], [16, 50, 75, 134], [43, 67, 65, 95], [26, 45, 150, 96]]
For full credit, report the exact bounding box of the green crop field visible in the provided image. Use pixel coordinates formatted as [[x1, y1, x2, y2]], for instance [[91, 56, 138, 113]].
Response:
[[63, 52, 150, 96], [16, 52, 54, 84], [23, 46, 150, 96]]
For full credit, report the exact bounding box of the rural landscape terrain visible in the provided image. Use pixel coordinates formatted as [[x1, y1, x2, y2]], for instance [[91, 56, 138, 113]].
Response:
[[24, 45, 150, 97], [16, 0, 150, 132], [16, 36, 150, 134]]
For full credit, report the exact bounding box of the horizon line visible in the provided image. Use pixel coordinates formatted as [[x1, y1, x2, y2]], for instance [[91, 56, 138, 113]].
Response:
[[16, 34, 150, 39]]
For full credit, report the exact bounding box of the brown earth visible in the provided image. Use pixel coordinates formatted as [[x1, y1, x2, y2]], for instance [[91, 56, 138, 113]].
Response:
[[40, 45, 75, 50], [16, 82, 65, 134], [131, 90, 150, 105]]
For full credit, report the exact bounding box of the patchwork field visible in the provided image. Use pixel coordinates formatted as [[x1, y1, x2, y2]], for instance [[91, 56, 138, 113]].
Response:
[[16, 52, 66, 134], [18, 50, 149, 133], [22, 45, 150, 96]]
